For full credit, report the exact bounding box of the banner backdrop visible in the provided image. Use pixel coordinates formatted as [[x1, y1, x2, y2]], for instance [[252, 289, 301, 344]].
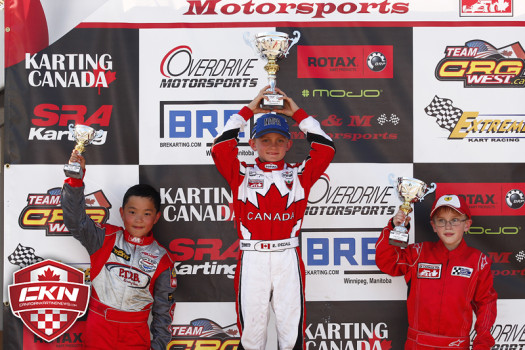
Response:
[[4, 0, 525, 349]]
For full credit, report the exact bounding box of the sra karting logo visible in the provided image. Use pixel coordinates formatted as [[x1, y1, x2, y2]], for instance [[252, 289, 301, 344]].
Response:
[[8, 259, 90, 342], [435, 40, 525, 87], [425, 96, 525, 141], [167, 318, 239, 350], [18, 187, 111, 236]]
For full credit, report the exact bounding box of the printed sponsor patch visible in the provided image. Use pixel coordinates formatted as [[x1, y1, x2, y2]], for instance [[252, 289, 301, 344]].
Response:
[[112, 246, 130, 261], [417, 263, 442, 279], [451, 266, 473, 278]]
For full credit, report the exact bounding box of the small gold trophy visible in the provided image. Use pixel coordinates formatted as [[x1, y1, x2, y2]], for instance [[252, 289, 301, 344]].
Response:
[[389, 176, 436, 247], [64, 124, 102, 179]]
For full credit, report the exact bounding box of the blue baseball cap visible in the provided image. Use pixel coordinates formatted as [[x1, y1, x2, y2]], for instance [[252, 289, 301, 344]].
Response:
[[251, 113, 290, 139]]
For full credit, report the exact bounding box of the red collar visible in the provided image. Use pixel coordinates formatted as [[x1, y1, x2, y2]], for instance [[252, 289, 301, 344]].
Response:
[[124, 230, 154, 245], [256, 158, 285, 172]]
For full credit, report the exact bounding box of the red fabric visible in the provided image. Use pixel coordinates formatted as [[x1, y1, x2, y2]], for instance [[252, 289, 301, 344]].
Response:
[[375, 220, 497, 350], [5, 0, 49, 67]]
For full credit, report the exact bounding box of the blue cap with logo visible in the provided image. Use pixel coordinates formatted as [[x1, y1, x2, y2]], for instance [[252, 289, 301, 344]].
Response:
[[251, 113, 290, 139]]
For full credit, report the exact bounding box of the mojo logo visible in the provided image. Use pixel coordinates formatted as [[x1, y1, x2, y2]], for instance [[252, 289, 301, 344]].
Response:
[[8, 259, 90, 342], [29, 104, 111, 143], [435, 40, 525, 87], [425, 96, 525, 141], [19, 187, 111, 236], [159, 45, 258, 89], [161, 186, 234, 222], [167, 318, 239, 350], [25, 53, 116, 93], [306, 174, 396, 216], [305, 322, 391, 349], [297, 45, 393, 79], [460, 0, 512, 16]]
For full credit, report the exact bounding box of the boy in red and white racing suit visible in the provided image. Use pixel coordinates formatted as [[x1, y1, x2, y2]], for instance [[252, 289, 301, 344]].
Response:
[[211, 87, 335, 350], [376, 194, 497, 350], [61, 152, 176, 350]]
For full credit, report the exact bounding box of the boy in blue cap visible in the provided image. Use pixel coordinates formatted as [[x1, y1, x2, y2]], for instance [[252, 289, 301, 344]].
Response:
[[212, 86, 335, 350]]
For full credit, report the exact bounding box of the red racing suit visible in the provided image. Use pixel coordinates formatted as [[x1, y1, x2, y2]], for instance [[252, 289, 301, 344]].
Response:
[[61, 178, 176, 350], [211, 107, 335, 350], [375, 219, 497, 350]]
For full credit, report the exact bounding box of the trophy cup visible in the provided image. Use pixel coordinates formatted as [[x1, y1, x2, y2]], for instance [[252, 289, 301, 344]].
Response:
[[388, 175, 436, 247], [244, 31, 300, 109], [64, 124, 103, 179]]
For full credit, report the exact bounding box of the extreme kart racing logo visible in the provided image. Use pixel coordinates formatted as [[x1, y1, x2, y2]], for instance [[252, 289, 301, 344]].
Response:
[[435, 40, 525, 87], [425, 96, 525, 141], [159, 45, 258, 89], [167, 318, 239, 350], [8, 260, 90, 342], [19, 187, 111, 236]]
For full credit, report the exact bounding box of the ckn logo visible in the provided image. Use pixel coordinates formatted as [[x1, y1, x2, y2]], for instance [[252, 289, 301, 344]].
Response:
[[8, 259, 90, 342]]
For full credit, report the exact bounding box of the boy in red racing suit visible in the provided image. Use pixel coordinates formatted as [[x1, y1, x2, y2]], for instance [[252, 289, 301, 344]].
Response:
[[61, 151, 176, 349], [211, 86, 335, 350], [376, 194, 497, 350]]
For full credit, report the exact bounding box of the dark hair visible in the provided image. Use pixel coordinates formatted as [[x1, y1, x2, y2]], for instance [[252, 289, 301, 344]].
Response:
[[122, 184, 161, 213]]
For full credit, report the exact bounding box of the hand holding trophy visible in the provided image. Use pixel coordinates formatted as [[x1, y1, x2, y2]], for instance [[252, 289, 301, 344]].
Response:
[[244, 31, 300, 109], [64, 124, 102, 179], [388, 175, 436, 247]]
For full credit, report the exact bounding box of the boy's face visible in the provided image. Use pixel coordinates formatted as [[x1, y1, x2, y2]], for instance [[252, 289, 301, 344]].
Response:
[[120, 196, 161, 238], [430, 209, 471, 251], [249, 132, 292, 163]]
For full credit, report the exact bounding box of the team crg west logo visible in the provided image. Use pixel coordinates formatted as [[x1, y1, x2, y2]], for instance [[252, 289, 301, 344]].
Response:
[[435, 40, 525, 87], [8, 259, 90, 342], [460, 0, 512, 16], [19, 187, 111, 236], [167, 318, 239, 350]]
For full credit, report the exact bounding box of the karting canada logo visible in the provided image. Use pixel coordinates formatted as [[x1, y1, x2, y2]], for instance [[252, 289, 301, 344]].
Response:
[[460, 0, 512, 17], [19, 187, 111, 236], [167, 318, 239, 350], [424, 96, 525, 141], [297, 45, 393, 79], [8, 260, 90, 342], [435, 40, 525, 87]]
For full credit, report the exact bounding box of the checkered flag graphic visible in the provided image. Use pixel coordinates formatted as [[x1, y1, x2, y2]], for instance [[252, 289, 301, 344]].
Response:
[[425, 96, 463, 131], [8, 244, 44, 268]]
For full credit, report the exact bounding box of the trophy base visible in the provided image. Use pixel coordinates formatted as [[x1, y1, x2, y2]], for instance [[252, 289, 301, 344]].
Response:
[[389, 227, 409, 248], [260, 93, 284, 110], [64, 163, 84, 179]]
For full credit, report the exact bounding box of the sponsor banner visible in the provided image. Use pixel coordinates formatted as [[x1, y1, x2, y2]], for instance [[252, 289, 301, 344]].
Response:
[[168, 302, 280, 350], [413, 27, 525, 163], [305, 300, 407, 349], [470, 299, 525, 348], [276, 26, 413, 163], [22, 318, 86, 349], [140, 165, 238, 302], [5, 28, 139, 165], [304, 163, 413, 229], [460, 0, 513, 17], [3, 164, 138, 300], [302, 230, 407, 301]]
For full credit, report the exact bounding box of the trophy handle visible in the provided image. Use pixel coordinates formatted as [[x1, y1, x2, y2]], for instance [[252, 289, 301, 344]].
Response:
[[387, 173, 397, 187], [284, 31, 301, 57], [243, 32, 257, 55], [421, 182, 437, 201]]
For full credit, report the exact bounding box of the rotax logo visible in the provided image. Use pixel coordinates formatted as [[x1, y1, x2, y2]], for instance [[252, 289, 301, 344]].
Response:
[[8, 259, 90, 342], [435, 183, 525, 216], [435, 40, 525, 87], [18, 187, 111, 236], [297, 45, 393, 79]]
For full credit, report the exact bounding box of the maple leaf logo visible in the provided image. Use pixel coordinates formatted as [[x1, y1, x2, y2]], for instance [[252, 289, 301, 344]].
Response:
[[89, 63, 117, 95], [226, 329, 238, 336], [38, 268, 61, 281], [366, 335, 392, 350]]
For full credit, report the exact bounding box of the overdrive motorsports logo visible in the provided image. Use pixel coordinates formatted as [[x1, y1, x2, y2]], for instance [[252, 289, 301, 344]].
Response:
[[435, 40, 525, 87], [8, 260, 90, 342], [425, 96, 525, 141], [18, 187, 111, 236]]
